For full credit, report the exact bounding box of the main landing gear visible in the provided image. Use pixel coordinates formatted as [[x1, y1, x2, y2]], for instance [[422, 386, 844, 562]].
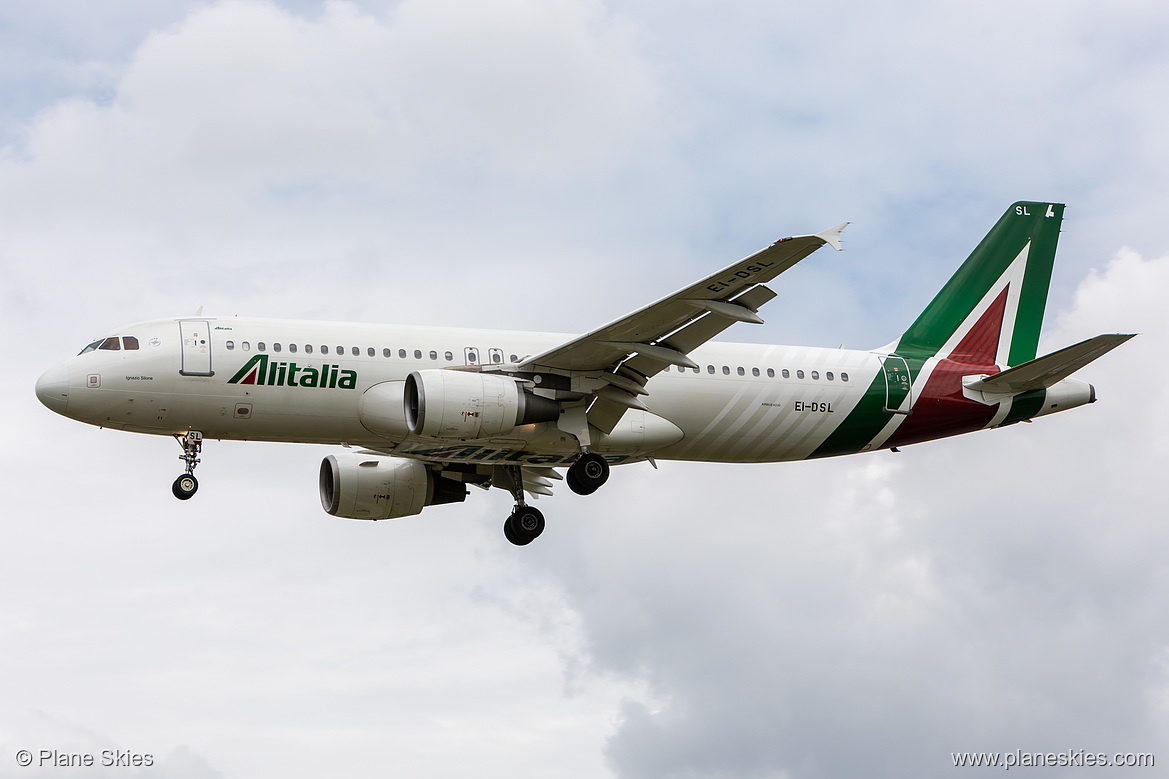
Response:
[[504, 504, 546, 547], [171, 430, 203, 500], [499, 464, 545, 546], [566, 451, 609, 495], [499, 453, 611, 546]]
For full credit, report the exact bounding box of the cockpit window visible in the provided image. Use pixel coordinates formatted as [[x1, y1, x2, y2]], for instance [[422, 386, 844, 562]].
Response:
[[98, 337, 121, 351], [123, 336, 140, 350], [78, 340, 103, 355]]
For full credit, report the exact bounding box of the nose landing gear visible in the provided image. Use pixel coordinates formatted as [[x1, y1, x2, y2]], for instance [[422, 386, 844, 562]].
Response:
[[171, 431, 203, 500]]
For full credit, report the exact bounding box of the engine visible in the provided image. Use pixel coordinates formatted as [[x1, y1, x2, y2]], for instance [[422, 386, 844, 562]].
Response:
[[319, 453, 467, 520], [404, 369, 560, 440]]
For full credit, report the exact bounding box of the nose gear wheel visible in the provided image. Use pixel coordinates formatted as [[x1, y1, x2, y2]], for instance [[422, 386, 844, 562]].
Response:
[[172, 431, 203, 500]]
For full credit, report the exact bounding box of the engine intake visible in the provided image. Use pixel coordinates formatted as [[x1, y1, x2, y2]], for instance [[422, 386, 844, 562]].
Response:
[[404, 369, 560, 440], [319, 453, 467, 520]]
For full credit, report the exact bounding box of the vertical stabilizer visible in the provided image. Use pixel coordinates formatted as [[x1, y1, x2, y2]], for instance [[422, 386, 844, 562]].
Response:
[[892, 202, 1064, 367]]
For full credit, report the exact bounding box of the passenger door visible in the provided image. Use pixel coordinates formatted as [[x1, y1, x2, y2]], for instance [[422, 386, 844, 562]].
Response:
[[179, 320, 214, 376]]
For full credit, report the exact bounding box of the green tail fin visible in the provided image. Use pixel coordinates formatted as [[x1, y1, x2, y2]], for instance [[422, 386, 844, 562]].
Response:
[[893, 201, 1064, 366]]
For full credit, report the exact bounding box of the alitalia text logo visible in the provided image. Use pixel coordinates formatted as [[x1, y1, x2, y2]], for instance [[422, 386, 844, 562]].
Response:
[[228, 354, 357, 389]]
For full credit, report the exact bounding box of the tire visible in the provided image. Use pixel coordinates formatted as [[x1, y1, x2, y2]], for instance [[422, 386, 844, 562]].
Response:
[[172, 473, 198, 500], [505, 506, 545, 545], [568, 453, 609, 494], [566, 467, 596, 496], [503, 516, 523, 546]]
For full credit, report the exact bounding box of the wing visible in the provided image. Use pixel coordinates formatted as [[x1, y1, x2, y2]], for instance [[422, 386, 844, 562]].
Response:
[[516, 222, 848, 436]]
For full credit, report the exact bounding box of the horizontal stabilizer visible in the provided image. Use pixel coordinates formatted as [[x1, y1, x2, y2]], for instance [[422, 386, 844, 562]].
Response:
[[967, 333, 1136, 394]]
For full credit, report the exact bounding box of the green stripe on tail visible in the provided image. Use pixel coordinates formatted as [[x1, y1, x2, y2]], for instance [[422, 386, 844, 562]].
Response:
[[895, 201, 1064, 364]]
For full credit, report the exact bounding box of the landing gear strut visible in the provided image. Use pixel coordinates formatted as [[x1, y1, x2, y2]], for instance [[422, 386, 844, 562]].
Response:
[[500, 464, 545, 546], [567, 451, 609, 495], [172, 431, 203, 500]]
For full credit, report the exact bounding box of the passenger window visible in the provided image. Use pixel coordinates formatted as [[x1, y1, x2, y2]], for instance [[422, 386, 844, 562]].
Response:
[[826, 371, 834, 381], [414, 349, 422, 360], [123, 336, 140, 350], [274, 343, 282, 353], [351, 347, 359, 357], [510, 354, 518, 362], [841, 372, 849, 382], [782, 369, 790, 378], [258, 342, 267, 352], [226, 340, 235, 350], [752, 367, 760, 377], [336, 346, 343, 355], [383, 348, 391, 358], [722, 366, 730, 375], [796, 370, 804, 379], [445, 351, 454, 361], [692, 366, 700, 373], [399, 349, 407, 359], [289, 343, 297, 353], [367, 347, 375, 357], [737, 367, 745, 376], [811, 371, 819, 380], [707, 365, 715, 374], [767, 368, 775, 378], [242, 341, 251, 351], [321, 345, 329, 355], [430, 350, 438, 360], [305, 344, 313, 354], [99, 337, 120, 351]]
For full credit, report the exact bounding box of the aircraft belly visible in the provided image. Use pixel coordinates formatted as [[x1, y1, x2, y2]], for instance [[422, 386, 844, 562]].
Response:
[[384, 409, 683, 467]]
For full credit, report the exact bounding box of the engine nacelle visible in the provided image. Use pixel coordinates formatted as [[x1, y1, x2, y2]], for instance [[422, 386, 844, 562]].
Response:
[[319, 453, 467, 520], [404, 369, 560, 440]]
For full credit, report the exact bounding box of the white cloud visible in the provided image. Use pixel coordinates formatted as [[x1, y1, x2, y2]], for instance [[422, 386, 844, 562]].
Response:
[[515, 247, 1169, 778], [1, 0, 664, 332]]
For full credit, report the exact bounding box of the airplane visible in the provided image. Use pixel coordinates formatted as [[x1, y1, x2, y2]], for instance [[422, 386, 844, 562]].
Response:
[[35, 202, 1133, 545]]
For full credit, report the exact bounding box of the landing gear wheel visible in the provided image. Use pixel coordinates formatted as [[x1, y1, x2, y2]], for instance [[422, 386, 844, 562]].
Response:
[[567, 452, 609, 495], [172, 473, 199, 500], [566, 467, 586, 495], [172, 431, 204, 501], [504, 505, 545, 546]]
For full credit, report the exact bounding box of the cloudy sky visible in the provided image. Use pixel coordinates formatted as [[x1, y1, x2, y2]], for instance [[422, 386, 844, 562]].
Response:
[[3, 1, 1169, 776]]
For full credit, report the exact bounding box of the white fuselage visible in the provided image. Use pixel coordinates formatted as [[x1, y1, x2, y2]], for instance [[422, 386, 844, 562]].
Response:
[[37, 316, 887, 466]]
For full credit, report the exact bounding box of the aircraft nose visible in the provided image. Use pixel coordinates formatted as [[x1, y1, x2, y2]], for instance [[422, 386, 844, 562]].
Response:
[[36, 364, 70, 414]]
